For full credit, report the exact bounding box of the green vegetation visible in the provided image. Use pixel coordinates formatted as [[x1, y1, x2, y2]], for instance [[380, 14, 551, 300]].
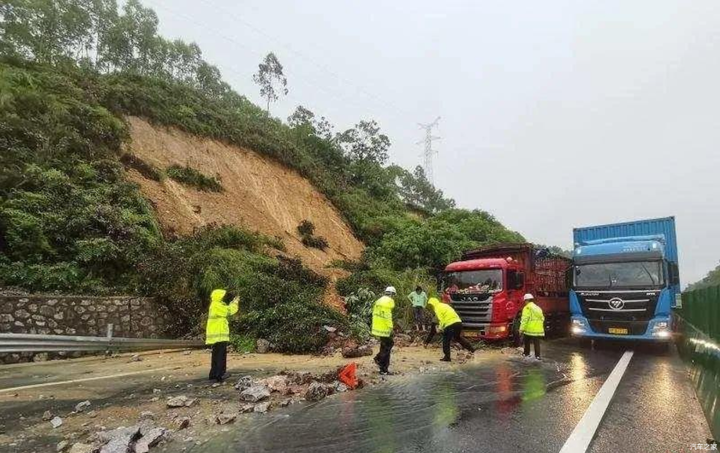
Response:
[[686, 264, 720, 292], [0, 0, 524, 350], [166, 165, 223, 192], [297, 220, 328, 251]]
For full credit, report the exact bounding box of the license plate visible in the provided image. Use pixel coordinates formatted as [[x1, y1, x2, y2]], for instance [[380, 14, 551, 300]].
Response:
[[463, 330, 481, 339], [608, 328, 628, 335]]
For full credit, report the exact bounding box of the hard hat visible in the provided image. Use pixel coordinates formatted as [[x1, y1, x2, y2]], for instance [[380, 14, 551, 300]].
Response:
[[523, 293, 534, 301], [385, 286, 397, 295]]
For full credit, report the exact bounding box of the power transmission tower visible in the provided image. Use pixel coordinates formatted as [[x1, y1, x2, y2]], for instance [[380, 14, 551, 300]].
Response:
[[417, 117, 441, 184]]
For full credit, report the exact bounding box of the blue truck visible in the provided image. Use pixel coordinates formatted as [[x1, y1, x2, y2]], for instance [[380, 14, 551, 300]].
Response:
[[569, 217, 681, 343]]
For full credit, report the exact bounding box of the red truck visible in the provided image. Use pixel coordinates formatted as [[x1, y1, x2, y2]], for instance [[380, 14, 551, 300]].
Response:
[[441, 243, 571, 344]]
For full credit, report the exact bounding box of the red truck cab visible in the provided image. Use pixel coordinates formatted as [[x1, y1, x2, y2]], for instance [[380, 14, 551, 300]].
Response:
[[441, 243, 571, 343]]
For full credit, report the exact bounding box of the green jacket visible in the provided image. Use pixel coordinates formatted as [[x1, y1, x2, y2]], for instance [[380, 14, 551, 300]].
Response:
[[520, 302, 545, 337]]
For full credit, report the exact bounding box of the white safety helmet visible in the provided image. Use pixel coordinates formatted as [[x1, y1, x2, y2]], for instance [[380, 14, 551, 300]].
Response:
[[385, 286, 397, 295], [523, 293, 535, 301]]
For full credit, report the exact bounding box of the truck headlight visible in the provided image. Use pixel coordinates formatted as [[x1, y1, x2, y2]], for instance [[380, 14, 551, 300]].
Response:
[[651, 320, 671, 338], [571, 318, 588, 335]]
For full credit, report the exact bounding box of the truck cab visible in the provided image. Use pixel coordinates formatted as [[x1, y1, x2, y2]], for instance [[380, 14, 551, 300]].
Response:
[[570, 218, 681, 342], [442, 244, 570, 342]]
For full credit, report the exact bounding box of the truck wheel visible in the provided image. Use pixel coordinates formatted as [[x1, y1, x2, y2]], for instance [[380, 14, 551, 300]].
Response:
[[511, 316, 522, 347]]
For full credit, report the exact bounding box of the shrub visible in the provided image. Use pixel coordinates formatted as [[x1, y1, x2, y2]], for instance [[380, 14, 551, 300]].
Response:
[[119, 154, 164, 181], [297, 220, 329, 251], [166, 165, 223, 192]]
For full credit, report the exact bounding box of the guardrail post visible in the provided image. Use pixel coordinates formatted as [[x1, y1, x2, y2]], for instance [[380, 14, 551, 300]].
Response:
[[106, 323, 114, 355]]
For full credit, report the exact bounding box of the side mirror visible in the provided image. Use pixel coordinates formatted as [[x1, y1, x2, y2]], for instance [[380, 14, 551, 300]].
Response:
[[668, 263, 680, 286]]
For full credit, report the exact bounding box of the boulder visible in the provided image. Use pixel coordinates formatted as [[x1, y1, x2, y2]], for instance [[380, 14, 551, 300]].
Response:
[[256, 339, 271, 354], [253, 402, 270, 414], [304, 382, 328, 402], [166, 395, 195, 408], [234, 376, 254, 391], [259, 375, 287, 394], [134, 428, 166, 453], [51, 416, 63, 428], [215, 413, 237, 425], [75, 400, 91, 413], [99, 426, 141, 453], [240, 385, 270, 403], [341, 345, 373, 358]]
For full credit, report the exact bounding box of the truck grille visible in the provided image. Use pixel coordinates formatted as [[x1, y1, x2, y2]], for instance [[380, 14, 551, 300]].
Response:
[[450, 293, 493, 327], [576, 290, 660, 322]]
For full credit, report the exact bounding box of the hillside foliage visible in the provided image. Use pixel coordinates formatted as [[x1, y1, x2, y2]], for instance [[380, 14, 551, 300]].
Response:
[[0, 0, 525, 350], [686, 264, 720, 292]]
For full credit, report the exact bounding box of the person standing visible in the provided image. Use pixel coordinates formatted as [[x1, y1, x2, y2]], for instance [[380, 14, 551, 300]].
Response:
[[407, 286, 428, 331], [372, 286, 396, 375], [425, 297, 475, 362], [205, 289, 239, 382], [519, 293, 545, 361]]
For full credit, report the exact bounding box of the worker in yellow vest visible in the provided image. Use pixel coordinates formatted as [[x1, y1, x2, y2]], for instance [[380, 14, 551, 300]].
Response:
[[425, 297, 476, 361], [519, 293, 545, 361], [371, 286, 396, 375], [205, 289, 239, 382]]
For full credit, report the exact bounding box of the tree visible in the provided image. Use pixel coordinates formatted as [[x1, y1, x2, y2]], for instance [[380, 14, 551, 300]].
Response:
[[389, 165, 455, 213], [686, 263, 720, 291], [287, 105, 333, 139], [252, 52, 288, 113], [336, 120, 390, 164]]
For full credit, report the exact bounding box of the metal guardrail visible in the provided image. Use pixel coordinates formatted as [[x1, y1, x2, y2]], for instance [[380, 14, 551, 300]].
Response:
[[0, 330, 204, 354]]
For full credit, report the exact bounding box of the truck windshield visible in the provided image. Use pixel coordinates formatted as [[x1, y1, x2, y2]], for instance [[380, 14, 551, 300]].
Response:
[[574, 261, 664, 288], [443, 269, 503, 294]]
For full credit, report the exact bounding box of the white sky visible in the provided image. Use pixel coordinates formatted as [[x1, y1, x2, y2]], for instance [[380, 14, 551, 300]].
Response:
[[139, 0, 720, 286]]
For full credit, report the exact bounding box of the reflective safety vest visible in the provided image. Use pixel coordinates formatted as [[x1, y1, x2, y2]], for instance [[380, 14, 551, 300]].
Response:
[[205, 289, 239, 345], [520, 302, 545, 337], [427, 297, 461, 330], [371, 295, 395, 338]]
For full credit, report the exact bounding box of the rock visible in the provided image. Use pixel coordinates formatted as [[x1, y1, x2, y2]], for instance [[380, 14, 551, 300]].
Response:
[[68, 443, 94, 453], [215, 413, 237, 425], [256, 339, 271, 354], [240, 385, 270, 403], [305, 382, 328, 402], [322, 325, 337, 333], [253, 402, 270, 414], [57, 440, 69, 452], [139, 411, 155, 421], [394, 333, 412, 347], [34, 353, 49, 362], [184, 398, 197, 407], [51, 416, 63, 428], [166, 395, 189, 408], [259, 375, 287, 394], [134, 427, 166, 453], [99, 425, 141, 453], [283, 371, 314, 385], [234, 376, 254, 391], [279, 398, 292, 407], [42, 410, 54, 421], [182, 350, 192, 355], [335, 382, 349, 393], [152, 389, 161, 395], [239, 404, 255, 414], [130, 354, 142, 362], [175, 417, 191, 430], [87, 411, 97, 418], [341, 345, 373, 358], [285, 384, 307, 396], [75, 400, 91, 413]]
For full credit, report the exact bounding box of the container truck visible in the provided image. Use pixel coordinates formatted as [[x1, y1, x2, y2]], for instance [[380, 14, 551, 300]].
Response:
[[441, 243, 571, 344], [570, 217, 680, 343]]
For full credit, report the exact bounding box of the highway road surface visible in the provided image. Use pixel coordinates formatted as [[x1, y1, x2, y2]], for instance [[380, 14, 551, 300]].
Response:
[[0, 339, 713, 453]]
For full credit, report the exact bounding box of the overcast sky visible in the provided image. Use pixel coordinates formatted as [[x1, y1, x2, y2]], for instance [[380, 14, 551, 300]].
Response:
[[139, 0, 720, 286]]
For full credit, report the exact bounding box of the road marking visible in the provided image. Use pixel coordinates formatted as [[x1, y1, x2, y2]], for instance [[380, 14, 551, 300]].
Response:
[[559, 350, 634, 453], [0, 367, 174, 394]]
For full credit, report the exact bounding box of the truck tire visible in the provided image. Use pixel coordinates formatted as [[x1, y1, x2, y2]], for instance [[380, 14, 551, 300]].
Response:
[[511, 316, 522, 347]]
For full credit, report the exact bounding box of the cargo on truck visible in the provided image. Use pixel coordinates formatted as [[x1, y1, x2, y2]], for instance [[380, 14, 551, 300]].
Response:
[[569, 216, 681, 343], [440, 243, 571, 344]]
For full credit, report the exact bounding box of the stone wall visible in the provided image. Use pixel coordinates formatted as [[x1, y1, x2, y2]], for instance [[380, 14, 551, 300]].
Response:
[[0, 294, 176, 364]]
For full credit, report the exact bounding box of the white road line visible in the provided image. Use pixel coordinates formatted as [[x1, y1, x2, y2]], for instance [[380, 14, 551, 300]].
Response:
[[0, 367, 174, 394], [559, 350, 634, 453]]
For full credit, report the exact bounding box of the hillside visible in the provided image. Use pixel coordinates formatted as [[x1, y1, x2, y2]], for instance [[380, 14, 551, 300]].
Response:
[[126, 117, 363, 273]]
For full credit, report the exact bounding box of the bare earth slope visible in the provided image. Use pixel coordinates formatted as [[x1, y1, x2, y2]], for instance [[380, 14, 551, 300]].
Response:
[[126, 117, 364, 280]]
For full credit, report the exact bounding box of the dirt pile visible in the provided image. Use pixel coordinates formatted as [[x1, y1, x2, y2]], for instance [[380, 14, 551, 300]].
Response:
[[125, 117, 364, 283]]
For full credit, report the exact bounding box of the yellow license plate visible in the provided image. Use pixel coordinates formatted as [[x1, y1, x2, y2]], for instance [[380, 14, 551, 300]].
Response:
[[463, 331, 481, 339], [608, 328, 628, 335]]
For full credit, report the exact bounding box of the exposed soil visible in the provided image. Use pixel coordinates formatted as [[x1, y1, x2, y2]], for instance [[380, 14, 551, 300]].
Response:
[[125, 117, 364, 283]]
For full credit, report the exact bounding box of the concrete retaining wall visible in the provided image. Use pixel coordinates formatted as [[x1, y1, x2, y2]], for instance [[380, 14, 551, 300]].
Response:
[[0, 294, 175, 364]]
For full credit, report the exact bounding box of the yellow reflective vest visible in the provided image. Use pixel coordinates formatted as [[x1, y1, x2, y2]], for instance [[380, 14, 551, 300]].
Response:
[[427, 297, 462, 330], [371, 295, 395, 338], [520, 302, 545, 337], [205, 289, 239, 345]]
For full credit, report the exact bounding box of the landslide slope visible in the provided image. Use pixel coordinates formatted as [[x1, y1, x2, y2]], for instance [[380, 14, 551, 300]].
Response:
[[125, 117, 364, 275]]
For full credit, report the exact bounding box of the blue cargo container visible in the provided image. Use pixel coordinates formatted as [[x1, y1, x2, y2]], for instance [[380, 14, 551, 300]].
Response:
[[570, 217, 680, 342]]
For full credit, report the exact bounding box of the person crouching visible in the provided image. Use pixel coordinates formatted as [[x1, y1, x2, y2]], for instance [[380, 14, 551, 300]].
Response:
[[425, 297, 475, 362]]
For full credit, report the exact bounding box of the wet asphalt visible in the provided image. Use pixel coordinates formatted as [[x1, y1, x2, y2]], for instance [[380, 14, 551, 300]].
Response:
[[180, 339, 712, 453]]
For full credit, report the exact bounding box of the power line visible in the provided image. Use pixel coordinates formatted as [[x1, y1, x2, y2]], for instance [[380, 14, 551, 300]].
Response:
[[417, 117, 441, 184]]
